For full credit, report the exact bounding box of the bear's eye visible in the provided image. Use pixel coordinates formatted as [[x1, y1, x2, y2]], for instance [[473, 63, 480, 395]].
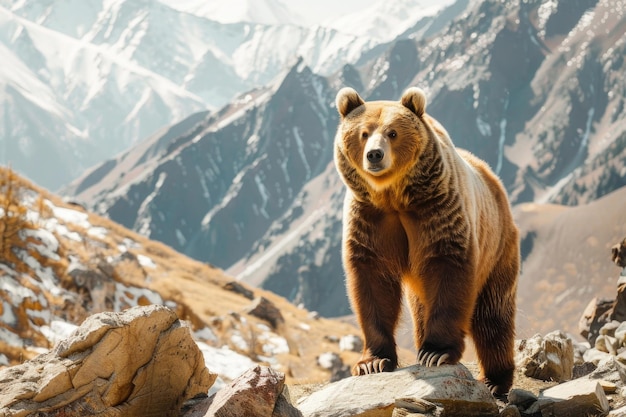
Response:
[[388, 130, 397, 139], [361, 132, 369, 140]]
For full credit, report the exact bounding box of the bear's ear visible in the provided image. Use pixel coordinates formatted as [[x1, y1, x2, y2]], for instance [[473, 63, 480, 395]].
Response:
[[336, 87, 365, 118], [401, 87, 427, 118]]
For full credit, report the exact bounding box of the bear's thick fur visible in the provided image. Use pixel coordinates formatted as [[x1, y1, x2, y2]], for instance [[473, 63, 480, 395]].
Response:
[[333, 87, 520, 395]]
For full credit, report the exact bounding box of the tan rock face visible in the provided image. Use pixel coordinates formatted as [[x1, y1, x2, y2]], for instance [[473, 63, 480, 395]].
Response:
[[0, 305, 215, 417]]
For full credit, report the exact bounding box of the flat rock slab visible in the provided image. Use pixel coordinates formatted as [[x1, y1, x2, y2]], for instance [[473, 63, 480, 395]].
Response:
[[296, 364, 498, 417], [538, 379, 609, 416]]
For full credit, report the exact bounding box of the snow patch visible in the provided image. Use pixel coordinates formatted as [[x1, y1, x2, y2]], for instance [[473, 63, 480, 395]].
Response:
[[175, 228, 187, 247], [114, 282, 163, 311], [87, 226, 108, 239], [292, 127, 311, 179], [496, 96, 509, 175], [50, 205, 91, 229], [19, 228, 60, 260], [1, 300, 16, 326], [476, 116, 491, 137], [254, 174, 270, 219], [16, 249, 62, 297], [39, 320, 78, 345], [194, 327, 218, 343], [136, 254, 157, 269], [0, 327, 23, 347]]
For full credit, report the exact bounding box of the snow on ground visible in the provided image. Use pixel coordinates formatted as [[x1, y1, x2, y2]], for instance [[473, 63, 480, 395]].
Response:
[[136, 254, 157, 269], [87, 226, 108, 239], [2, 194, 291, 383], [114, 282, 164, 311], [39, 320, 79, 346], [194, 326, 218, 343], [196, 341, 258, 395], [49, 204, 91, 229]]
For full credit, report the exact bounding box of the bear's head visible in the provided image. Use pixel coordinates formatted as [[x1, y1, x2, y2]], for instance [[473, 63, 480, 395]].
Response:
[[334, 87, 429, 192]]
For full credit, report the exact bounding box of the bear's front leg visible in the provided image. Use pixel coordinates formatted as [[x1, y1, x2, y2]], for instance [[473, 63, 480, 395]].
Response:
[[345, 245, 403, 376], [413, 257, 475, 368]]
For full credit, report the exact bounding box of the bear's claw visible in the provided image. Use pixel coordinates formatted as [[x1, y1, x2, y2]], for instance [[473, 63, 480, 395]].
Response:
[[352, 357, 392, 375], [417, 348, 453, 367], [483, 378, 509, 398]]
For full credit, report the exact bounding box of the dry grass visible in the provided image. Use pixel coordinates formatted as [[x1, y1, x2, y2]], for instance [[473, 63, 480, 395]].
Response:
[[0, 167, 366, 385]]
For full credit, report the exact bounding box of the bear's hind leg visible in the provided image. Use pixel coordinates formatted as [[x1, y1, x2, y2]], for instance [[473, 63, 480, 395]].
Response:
[[471, 265, 517, 396]]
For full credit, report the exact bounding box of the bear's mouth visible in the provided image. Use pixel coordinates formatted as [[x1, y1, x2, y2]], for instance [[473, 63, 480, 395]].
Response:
[[366, 164, 386, 175]]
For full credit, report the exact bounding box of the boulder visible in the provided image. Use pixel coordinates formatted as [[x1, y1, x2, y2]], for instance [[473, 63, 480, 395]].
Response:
[[579, 297, 614, 345], [0, 305, 214, 417], [538, 379, 609, 417], [316, 352, 351, 382], [613, 277, 626, 322], [611, 238, 626, 268], [339, 335, 363, 353], [507, 388, 537, 410], [587, 356, 626, 387], [296, 364, 498, 417], [245, 297, 285, 329], [515, 331, 574, 382], [183, 365, 299, 417], [223, 281, 254, 300]]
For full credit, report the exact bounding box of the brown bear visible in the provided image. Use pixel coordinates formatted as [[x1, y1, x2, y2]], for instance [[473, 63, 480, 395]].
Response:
[[333, 86, 520, 396]]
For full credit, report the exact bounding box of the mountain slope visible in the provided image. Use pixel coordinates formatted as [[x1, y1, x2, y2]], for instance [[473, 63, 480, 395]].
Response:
[[0, 3, 208, 190], [67, 61, 339, 271], [0, 167, 365, 385], [514, 186, 626, 339]]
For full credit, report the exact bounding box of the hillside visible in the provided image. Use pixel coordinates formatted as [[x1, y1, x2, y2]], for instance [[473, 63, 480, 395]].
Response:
[[0, 167, 387, 387], [515, 186, 626, 339]]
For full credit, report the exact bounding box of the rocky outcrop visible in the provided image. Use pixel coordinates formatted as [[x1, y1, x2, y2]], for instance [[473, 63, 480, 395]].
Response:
[[516, 331, 574, 382], [579, 238, 626, 364], [3, 303, 626, 416], [0, 305, 214, 417], [612, 238, 626, 268]]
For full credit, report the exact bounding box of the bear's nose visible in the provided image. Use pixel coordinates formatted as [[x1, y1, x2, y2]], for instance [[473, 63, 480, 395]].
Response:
[[366, 149, 384, 163]]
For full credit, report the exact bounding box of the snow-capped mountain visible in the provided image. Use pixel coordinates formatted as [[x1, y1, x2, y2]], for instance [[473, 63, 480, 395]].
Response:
[[67, 0, 626, 340], [323, 0, 456, 42], [2, 0, 454, 191], [158, 0, 306, 26], [0, 3, 208, 190]]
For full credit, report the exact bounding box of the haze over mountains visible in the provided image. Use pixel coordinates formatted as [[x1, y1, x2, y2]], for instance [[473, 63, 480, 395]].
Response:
[[3, 0, 626, 339]]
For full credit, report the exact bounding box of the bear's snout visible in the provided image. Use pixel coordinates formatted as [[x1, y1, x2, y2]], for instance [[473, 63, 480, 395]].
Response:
[[367, 149, 384, 163], [363, 134, 391, 175]]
